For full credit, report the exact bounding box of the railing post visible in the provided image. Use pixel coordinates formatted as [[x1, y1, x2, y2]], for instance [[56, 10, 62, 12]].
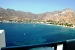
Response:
[[0, 30, 6, 50]]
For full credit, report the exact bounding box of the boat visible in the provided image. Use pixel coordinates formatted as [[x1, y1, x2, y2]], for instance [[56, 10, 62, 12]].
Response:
[[24, 33, 25, 35], [33, 24, 35, 26]]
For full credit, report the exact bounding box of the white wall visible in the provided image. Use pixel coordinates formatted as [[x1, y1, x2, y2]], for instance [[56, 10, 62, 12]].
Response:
[[57, 44, 63, 50], [0, 30, 6, 50]]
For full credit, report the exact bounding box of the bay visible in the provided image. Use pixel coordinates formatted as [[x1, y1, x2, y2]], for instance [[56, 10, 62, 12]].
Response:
[[0, 23, 75, 47]]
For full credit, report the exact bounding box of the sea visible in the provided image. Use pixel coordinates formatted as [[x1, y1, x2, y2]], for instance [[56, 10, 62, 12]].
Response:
[[0, 23, 75, 47]]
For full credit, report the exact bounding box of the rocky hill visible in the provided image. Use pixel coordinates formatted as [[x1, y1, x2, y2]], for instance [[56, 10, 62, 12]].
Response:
[[43, 8, 75, 24], [0, 7, 75, 24], [0, 7, 38, 21]]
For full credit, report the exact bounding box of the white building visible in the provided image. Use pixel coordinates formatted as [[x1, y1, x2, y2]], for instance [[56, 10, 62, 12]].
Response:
[[0, 30, 6, 50]]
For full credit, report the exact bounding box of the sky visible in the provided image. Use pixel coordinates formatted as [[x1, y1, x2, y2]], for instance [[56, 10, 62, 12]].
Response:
[[0, 0, 75, 14]]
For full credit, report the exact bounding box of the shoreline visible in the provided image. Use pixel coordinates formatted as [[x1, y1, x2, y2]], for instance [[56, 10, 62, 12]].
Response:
[[43, 23, 75, 29], [0, 22, 75, 29]]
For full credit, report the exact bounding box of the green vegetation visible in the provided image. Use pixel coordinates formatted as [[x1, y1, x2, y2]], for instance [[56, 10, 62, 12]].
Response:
[[46, 20, 73, 27]]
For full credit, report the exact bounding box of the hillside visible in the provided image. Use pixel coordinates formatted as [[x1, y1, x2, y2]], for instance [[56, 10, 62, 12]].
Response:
[[0, 7, 75, 24]]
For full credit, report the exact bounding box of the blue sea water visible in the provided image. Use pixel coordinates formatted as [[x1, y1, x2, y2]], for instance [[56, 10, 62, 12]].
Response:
[[0, 23, 75, 47]]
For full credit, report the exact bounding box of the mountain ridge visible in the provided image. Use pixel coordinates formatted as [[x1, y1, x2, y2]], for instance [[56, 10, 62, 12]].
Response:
[[0, 7, 75, 24]]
